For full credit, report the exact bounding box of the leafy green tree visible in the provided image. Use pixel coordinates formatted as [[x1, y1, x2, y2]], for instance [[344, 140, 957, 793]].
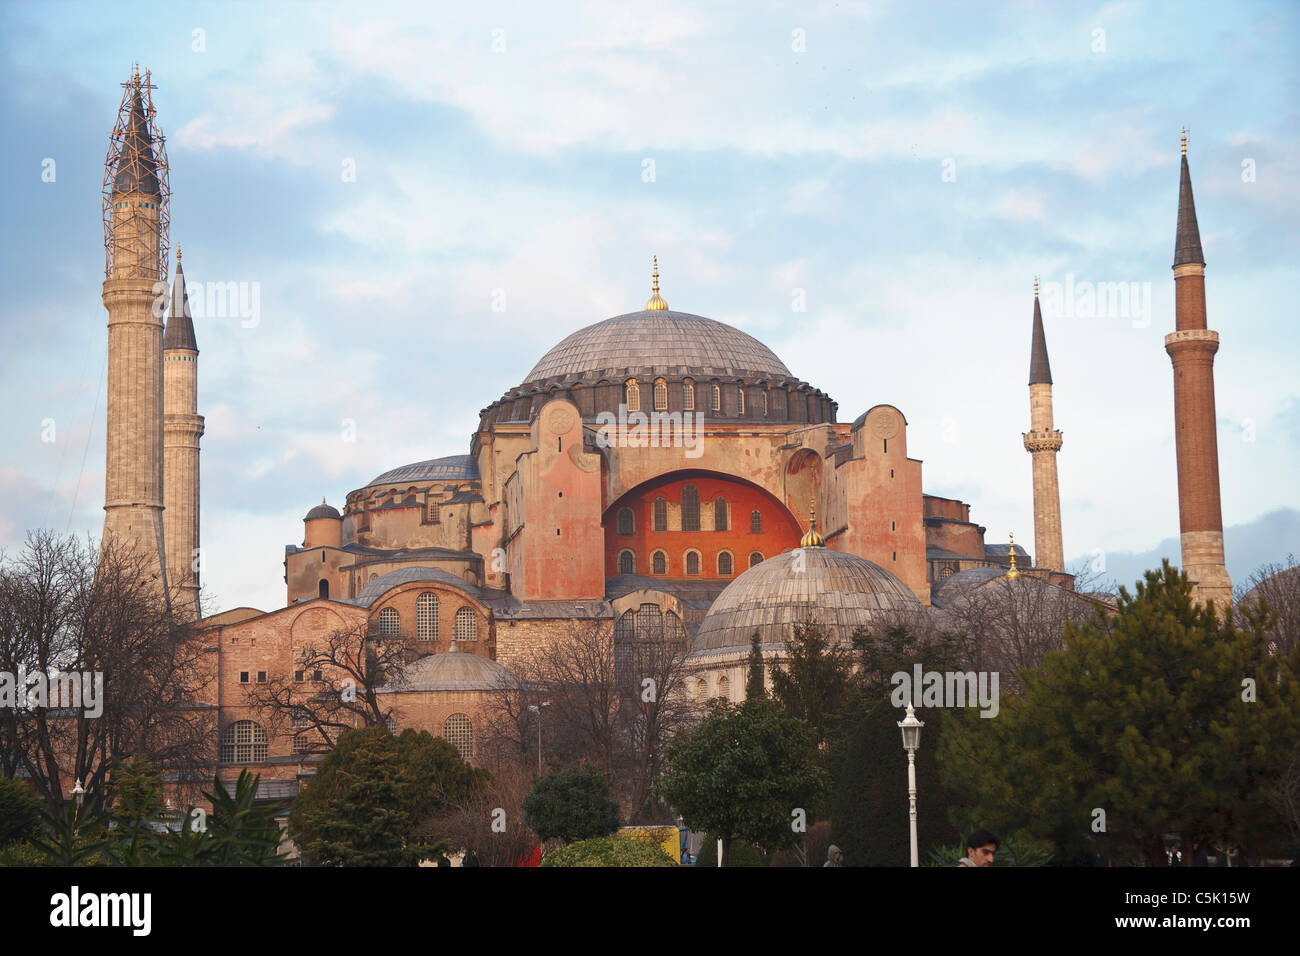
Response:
[[289, 726, 471, 865], [745, 633, 766, 700], [540, 835, 677, 867], [693, 835, 768, 867], [0, 777, 43, 846], [522, 765, 620, 844], [939, 561, 1300, 865], [655, 698, 828, 866], [768, 622, 854, 749]]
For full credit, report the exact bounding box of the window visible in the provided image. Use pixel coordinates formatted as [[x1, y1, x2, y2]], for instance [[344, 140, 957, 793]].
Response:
[[417, 592, 439, 642], [737, 385, 745, 416], [318, 579, 329, 599], [455, 607, 477, 641], [653, 497, 668, 532], [292, 708, 310, 729], [760, 389, 768, 416], [294, 670, 304, 683], [428, 501, 440, 524], [683, 382, 695, 411], [696, 678, 706, 699], [717, 676, 729, 700], [239, 671, 249, 684], [293, 733, 313, 755], [625, 378, 640, 412], [682, 485, 700, 532], [654, 378, 668, 411], [711, 382, 721, 412], [636, 603, 663, 642], [749, 551, 764, 568], [750, 509, 762, 533], [220, 721, 268, 764], [685, 551, 700, 576], [377, 606, 400, 639], [444, 714, 473, 759], [312, 669, 323, 682], [385, 714, 398, 735], [257, 671, 267, 683], [619, 549, 635, 575], [714, 497, 728, 531], [718, 551, 733, 576], [618, 507, 635, 535], [652, 550, 667, 575]]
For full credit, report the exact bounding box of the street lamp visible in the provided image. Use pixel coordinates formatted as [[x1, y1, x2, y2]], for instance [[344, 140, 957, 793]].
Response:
[[897, 702, 924, 867], [72, 778, 85, 811], [528, 701, 551, 775]]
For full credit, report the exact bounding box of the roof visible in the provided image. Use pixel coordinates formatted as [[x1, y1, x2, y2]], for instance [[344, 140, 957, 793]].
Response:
[[1029, 295, 1052, 385], [345, 566, 482, 607], [111, 82, 161, 195], [522, 309, 793, 385], [930, 566, 1008, 606], [377, 645, 518, 693], [305, 500, 341, 520], [691, 547, 920, 654], [162, 257, 198, 352], [1174, 153, 1205, 266], [364, 455, 479, 489], [984, 543, 1030, 557]]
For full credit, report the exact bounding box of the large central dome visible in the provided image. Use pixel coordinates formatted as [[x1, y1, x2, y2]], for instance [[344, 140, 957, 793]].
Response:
[[522, 310, 793, 386]]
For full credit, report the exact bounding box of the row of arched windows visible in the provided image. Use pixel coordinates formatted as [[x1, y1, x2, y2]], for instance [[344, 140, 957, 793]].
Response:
[[617, 548, 763, 576], [616, 492, 762, 535], [624, 380, 780, 417], [377, 595, 478, 642], [222, 713, 475, 763]]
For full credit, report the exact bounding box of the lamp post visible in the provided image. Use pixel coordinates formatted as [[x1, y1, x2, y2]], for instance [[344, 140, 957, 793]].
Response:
[[72, 778, 85, 810], [528, 701, 551, 775], [897, 702, 924, 867]]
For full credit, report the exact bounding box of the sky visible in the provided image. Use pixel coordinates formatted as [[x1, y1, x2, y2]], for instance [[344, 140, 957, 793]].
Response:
[[1, 0, 1297, 612]]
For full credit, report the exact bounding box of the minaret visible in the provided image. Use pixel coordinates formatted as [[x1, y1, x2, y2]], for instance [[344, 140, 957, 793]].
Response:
[[163, 250, 204, 615], [1166, 131, 1232, 609], [101, 67, 170, 588], [1022, 278, 1065, 572]]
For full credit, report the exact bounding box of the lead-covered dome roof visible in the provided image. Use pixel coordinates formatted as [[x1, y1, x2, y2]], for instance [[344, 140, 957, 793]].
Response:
[[522, 310, 793, 386], [691, 547, 921, 655]]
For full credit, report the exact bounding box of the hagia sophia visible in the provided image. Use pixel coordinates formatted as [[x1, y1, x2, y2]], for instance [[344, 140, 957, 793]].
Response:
[[94, 69, 1234, 796]]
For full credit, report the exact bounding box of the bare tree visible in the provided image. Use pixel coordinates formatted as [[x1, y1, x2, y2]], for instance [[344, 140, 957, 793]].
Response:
[[427, 760, 539, 867], [0, 531, 214, 811], [1236, 555, 1300, 659]]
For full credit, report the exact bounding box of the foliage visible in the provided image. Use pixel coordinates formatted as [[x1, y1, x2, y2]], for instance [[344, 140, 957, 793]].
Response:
[[768, 622, 854, 750], [540, 835, 677, 867], [522, 764, 620, 844], [925, 831, 1055, 867], [655, 698, 828, 865], [288, 726, 477, 865], [938, 560, 1300, 865], [0, 777, 43, 845], [693, 835, 768, 867], [745, 632, 766, 700]]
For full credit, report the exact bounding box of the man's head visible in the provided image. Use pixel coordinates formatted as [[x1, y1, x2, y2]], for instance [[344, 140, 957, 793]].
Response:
[[964, 829, 999, 867]]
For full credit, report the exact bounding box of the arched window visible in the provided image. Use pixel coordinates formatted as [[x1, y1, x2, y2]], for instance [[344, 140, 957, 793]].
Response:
[[618, 549, 635, 575], [652, 550, 667, 575], [737, 384, 745, 416], [718, 551, 733, 576], [377, 606, 400, 638], [454, 607, 477, 642], [749, 551, 764, 568], [615, 610, 636, 644], [714, 497, 728, 531], [665, 611, 687, 649], [683, 381, 695, 411], [685, 551, 700, 576], [711, 382, 721, 412], [717, 676, 730, 700], [385, 714, 398, 735], [617, 507, 635, 535], [318, 579, 329, 599], [696, 678, 706, 699], [417, 592, 439, 642], [750, 509, 762, 533], [653, 497, 668, 532], [682, 485, 700, 532], [220, 720, 268, 764], [428, 501, 440, 524], [654, 378, 668, 411], [293, 733, 313, 755], [625, 378, 640, 412], [760, 389, 768, 417], [636, 603, 663, 642], [444, 714, 473, 759]]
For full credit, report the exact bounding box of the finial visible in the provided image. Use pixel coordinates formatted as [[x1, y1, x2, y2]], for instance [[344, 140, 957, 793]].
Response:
[[176, 246, 182, 263], [1007, 533, 1019, 580], [1033, 275, 1038, 298], [644, 256, 669, 311], [799, 496, 825, 549], [1181, 127, 1187, 157], [322, 496, 327, 505]]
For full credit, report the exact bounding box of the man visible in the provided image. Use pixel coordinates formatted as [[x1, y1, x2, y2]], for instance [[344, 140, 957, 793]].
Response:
[[824, 844, 843, 867], [957, 829, 999, 867]]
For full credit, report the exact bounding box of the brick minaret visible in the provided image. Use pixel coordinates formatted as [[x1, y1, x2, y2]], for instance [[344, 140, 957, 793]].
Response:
[[1022, 279, 1065, 572], [163, 252, 203, 615], [102, 68, 170, 589], [1166, 132, 1232, 609]]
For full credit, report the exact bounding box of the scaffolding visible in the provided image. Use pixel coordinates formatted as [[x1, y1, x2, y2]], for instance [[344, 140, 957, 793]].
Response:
[[102, 64, 171, 281]]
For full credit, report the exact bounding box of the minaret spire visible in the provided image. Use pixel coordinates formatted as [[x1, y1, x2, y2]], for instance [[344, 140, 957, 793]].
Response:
[[1023, 279, 1065, 572], [163, 247, 205, 617], [1166, 137, 1232, 610]]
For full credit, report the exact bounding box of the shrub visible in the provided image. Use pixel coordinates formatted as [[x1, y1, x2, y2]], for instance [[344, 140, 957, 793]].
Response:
[[541, 836, 677, 867]]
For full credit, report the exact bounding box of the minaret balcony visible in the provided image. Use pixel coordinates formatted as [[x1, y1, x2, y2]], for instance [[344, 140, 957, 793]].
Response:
[[1022, 430, 1063, 453]]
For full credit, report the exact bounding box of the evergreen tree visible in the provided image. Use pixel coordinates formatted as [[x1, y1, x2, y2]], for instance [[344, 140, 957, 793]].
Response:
[[939, 560, 1300, 865], [745, 632, 766, 700], [768, 622, 854, 750], [521, 765, 621, 844]]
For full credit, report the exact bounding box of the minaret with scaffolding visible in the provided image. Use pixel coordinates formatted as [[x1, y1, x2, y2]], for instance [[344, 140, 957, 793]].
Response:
[[101, 66, 170, 589]]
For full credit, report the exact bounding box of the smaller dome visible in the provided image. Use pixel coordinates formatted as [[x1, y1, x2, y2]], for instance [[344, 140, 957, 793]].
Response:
[[305, 499, 341, 521], [379, 645, 518, 693]]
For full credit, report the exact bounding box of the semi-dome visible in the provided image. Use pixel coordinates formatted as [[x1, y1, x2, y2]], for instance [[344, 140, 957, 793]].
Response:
[[522, 310, 793, 386], [691, 547, 921, 655], [377, 644, 518, 693]]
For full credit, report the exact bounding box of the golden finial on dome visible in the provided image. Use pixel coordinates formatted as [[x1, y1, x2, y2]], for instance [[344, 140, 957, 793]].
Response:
[[1181, 127, 1187, 157], [800, 496, 825, 549], [1007, 532, 1019, 580], [1033, 275, 1038, 298], [644, 255, 669, 311]]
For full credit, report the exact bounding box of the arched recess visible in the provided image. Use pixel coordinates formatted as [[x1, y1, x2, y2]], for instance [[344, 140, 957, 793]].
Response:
[[784, 448, 823, 527]]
